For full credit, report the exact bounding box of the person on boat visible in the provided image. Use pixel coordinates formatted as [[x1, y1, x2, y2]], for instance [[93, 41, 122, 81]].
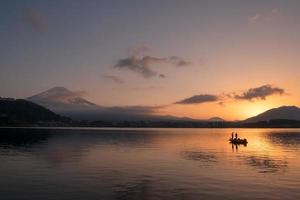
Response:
[[235, 133, 238, 139], [231, 132, 234, 139]]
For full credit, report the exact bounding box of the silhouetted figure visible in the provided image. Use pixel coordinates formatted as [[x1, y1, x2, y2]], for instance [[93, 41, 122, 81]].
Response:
[[231, 132, 234, 139], [235, 133, 238, 139]]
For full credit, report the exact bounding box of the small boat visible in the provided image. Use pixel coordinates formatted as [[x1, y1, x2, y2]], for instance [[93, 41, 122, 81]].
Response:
[[229, 138, 248, 145]]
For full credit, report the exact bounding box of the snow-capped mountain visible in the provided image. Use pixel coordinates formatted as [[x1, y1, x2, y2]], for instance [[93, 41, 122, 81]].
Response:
[[27, 87, 98, 112], [26, 87, 181, 121], [27, 87, 122, 120]]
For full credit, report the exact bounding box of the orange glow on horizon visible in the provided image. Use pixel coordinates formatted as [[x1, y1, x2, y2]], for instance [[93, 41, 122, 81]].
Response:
[[158, 95, 298, 121]]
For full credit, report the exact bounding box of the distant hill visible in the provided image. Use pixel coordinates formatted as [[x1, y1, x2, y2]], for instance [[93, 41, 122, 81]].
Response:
[[27, 87, 202, 121], [244, 106, 300, 123], [208, 117, 225, 122], [0, 98, 69, 124], [27, 87, 300, 125], [3, 96, 300, 128]]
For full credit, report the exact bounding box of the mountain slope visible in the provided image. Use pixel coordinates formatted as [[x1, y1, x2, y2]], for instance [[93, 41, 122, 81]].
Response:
[[0, 98, 69, 123], [27, 87, 99, 113], [244, 106, 300, 123], [26, 87, 204, 122], [26, 87, 184, 121], [27, 87, 108, 121]]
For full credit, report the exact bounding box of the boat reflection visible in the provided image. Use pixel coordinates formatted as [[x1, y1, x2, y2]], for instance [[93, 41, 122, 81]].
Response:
[[231, 142, 247, 152]]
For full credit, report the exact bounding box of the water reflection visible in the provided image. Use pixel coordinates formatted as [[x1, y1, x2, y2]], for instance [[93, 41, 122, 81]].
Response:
[[231, 143, 247, 152], [114, 179, 153, 200], [239, 155, 288, 173], [181, 150, 217, 165], [0, 129, 52, 149], [267, 131, 300, 148], [0, 128, 299, 200], [0, 128, 157, 165]]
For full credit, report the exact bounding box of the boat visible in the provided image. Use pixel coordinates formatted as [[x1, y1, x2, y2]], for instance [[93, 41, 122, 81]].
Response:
[[229, 138, 248, 145]]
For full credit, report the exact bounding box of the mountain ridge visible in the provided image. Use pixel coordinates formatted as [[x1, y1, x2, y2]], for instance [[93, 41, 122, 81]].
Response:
[[26, 87, 300, 123], [28, 87, 97, 108], [244, 106, 300, 123], [27, 87, 202, 121], [0, 98, 69, 124]]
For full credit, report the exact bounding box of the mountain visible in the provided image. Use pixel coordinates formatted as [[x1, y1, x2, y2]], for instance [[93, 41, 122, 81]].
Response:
[[0, 98, 69, 124], [27, 87, 96, 110], [27, 87, 104, 119], [244, 106, 300, 123], [27, 87, 199, 121]]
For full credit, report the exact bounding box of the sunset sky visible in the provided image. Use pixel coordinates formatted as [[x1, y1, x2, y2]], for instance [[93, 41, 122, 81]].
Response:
[[1, 0, 300, 120]]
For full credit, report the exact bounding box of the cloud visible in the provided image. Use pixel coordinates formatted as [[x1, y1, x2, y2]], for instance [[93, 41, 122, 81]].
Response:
[[248, 14, 261, 24], [169, 56, 191, 67], [234, 85, 285, 101], [248, 8, 279, 24], [113, 48, 191, 78], [131, 86, 164, 91], [159, 74, 166, 78], [113, 56, 156, 78], [175, 84, 286, 106], [175, 94, 219, 105], [102, 75, 124, 84], [24, 8, 47, 33], [109, 105, 162, 115], [128, 43, 151, 56], [95, 105, 168, 121]]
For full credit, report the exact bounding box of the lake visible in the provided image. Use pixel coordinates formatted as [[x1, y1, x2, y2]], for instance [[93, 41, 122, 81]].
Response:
[[0, 128, 299, 200]]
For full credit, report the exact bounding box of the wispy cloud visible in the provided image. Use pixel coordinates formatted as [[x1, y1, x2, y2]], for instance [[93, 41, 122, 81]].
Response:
[[248, 14, 261, 24], [175, 84, 286, 106], [114, 56, 157, 78], [159, 74, 166, 78], [113, 45, 191, 78], [24, 8, 48, 33], [114, 55, 190, 78], [169, 56, 191, 67], [131, 86, 164, 91], [127, 43, 151, 56], [175, 94, 219, 105], [248, 8, 279, 24], [108, 105, 163, 115], [101, 75, 124, 84], [233, 85, 285, 101]]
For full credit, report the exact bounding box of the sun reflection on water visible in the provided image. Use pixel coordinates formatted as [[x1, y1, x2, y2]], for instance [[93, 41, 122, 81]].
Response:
[[0, 128, 300, 200]]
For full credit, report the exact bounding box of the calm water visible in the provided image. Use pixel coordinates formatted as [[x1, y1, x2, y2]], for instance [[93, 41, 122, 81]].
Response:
[[0, 128, 300, 200]]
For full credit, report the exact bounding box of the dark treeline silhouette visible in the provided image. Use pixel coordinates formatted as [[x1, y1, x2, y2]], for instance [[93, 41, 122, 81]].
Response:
[[82, 119, 300, 128], [1, 98, 300, 128], [0, 98, 70, 126]]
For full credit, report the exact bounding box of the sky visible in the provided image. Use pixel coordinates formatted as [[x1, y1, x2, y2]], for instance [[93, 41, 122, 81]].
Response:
[[1, 0, 300, 120]]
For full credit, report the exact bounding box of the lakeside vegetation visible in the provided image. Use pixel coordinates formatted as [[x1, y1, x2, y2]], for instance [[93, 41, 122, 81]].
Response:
[[1, 98, 300, 128]]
